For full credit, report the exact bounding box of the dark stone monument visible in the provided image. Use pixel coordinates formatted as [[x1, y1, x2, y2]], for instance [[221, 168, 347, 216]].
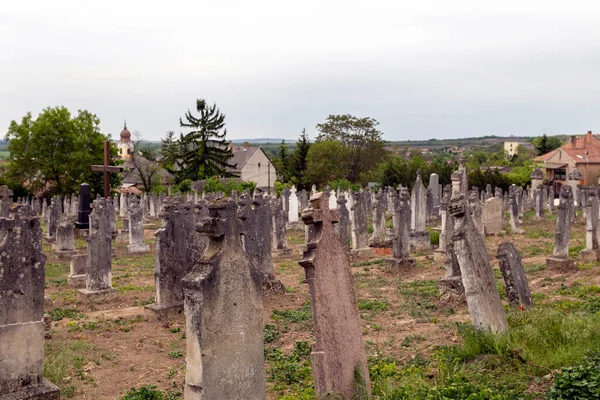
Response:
[[75, 183, 91, 230]]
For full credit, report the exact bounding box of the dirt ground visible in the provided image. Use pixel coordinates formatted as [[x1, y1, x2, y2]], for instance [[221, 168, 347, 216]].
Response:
[[42, 209, 592, 399]]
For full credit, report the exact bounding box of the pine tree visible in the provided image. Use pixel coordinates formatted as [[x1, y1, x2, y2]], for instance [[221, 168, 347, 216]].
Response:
[[290, 128, 311, 188], [277, 140, 290, 182], [160, 130, 180, 173], [177, 99, 236, 182]]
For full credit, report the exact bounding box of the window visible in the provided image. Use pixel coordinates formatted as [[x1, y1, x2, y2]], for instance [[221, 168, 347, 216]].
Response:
[[554, 168, 566, 180], [258, 162, 261, 168]]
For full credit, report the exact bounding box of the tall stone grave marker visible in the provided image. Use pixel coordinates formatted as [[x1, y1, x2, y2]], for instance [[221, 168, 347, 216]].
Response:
[[410, 170, 430, 250], [47, 196, 62, 239], [371, 190, 387, 246], [335, 194, 351, 251], [288, 185, 299, 222], [75, 183, 91, 230], [580, 187, 600, 261], [271, 195, 293, 258], [386, 187, 415, 269], [350, 190, 373, 257], [126, 197, 150, 254], [430, 173, 440, 214], [546, 186, 576, 271], [299, 193, 371, 398], [182, 200, 265, 399], [482, 197, 503, 235], [0, 204, 60, 399], [52, 214, 78, 260]]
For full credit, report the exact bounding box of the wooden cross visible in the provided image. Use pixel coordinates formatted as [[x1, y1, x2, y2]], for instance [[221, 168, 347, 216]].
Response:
[[91, 141, 122, 198]]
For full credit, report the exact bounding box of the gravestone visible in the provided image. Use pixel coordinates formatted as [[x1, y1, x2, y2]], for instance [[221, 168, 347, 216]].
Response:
[[126, 197, 150, 254], [299, 193, 371, 398], [281, 187, 290, 212], [371, 190, 387, 246], [496, 242, 533, 308], [119, 193, 128, 217], [386, 187, 416, 269], [147, 198, 207, 320], [288, 186, 299, 222], [568, 168, 582, 207], [530, 168, 544, 194], [482, 197, 503, 235], [548, 186, 555, 213], [425, 187, 433, 224], [439, 182, 464, 299], [0, 204, 60, 399], [52, 214, 77, 260], [75, 183, 91, 230], [508, 186, 524, 234], [410, 170, 430, 250], [350, 190, 373, 258], [47, 196, 62, 239], [449, 180, 508, 333], [580, 187, 600, 261], [78, 198, 118, 302], [546, 186, 576, 271], [335, 194, 351, 251], [182, 200, 265, 399], [299, 189, 308, 213], [430, 173, 440, 214], [68, 254, 87, 288], [468, 190, 485, 237], [328, 190, 337, 210], [237, 194, 285, 294], [149, 194, 157, 217]]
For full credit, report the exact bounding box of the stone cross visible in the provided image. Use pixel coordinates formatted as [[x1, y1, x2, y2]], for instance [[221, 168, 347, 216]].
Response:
[[449, 187, 508, 333], [496, 242, 533, 308], [386, 187, 415, 269], [299, 193, 371, 397], [91, 140, 123, 198], [182, 199, 265, 399], [0, 204, 60, 399], [546, 186, 575, 271]]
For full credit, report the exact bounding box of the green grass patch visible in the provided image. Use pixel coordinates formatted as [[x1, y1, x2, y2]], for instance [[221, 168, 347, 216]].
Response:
[[358, 299, 388, 311], [48, 307, 84, 321], [271, 302, 312, 324]]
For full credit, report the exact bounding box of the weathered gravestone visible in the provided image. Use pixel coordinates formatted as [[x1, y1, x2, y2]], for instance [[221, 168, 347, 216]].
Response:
[[496, 242, 533, 308], [299, 189, 308, 213], [126, 197, 150, 254], [147, 198, 207, 320], [0, 204, 60, 399], [568, 168, 582, 207], [238, 194, 285, 294], [335, 194, 351, 251], [439, 183, 463, 299], [535, 185, 544, 219], [47, 196, 62, 240], [386, 187, 416, 269], [546, 186, 576, 271], [119, 193, 128, 218], [52, 214, 78, 260], [530, 168, 544, 194], [78, 198, 119, 302], [580, 187, 600, 261], [271, 196, 293, 258], [299, 193, 371, 398], [182, 200, 265, 400], [449, 179, 508, 333], [68, 254, 88, 288], [430, 173, 440, 214], [482, 197, 503, 235], [350, 190, 373, 258], [508, 185, 524, 234], [410, 170, 430, 250], [371, 190, 387, 246]]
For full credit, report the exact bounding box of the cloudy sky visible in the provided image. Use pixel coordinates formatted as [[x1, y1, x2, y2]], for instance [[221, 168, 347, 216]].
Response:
[[2, 1, 600, 141]]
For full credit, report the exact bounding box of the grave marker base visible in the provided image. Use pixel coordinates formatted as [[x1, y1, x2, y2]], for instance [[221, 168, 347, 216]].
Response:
[[77, 287, 119, 303]]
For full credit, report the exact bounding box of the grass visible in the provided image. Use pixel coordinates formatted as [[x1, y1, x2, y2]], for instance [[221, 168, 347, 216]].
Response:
[[272, 302, 312, 324]]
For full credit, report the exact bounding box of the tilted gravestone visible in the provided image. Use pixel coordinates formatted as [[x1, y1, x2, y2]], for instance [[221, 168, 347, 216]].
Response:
[[386, 187, 415, 269], [126, 197, 150, 254], [438, 183, 464, 300], [546, 186, 576, 271], [449, 176, 508, 333], [78, 198, 119, 302], [182, 200, 265, 399], [299, 193, 371, 398], [0, 204, 60, 399], [335, 194, 351, 251], [271, 195, 293, 258], [147, 198, 207, 320], [47, 196, 62, 239], [508, 185, 524, 234], [496, 242, 533, 308]]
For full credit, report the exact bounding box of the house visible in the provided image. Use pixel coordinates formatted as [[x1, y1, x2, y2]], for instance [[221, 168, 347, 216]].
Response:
[[228, 142, 276, 190], [534, 131, 600, 188], [117, 122, 134, 161], [504, 141, 534, 158]]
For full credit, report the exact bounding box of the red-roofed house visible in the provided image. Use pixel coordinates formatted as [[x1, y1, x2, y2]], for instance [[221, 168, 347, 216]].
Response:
[[535, 131, 600, 188]]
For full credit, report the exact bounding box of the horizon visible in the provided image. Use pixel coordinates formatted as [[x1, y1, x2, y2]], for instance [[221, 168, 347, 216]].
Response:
[[3, 1, 600, 142]]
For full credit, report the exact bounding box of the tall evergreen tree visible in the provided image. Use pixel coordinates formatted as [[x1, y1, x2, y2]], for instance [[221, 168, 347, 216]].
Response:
[[160, 130, 180, 173], [176, 99, 236, 182], [276, 140, 290, 182], [289, 128, 311, 188]]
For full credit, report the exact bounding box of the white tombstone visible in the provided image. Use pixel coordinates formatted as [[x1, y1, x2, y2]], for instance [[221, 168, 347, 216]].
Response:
[[328, 191, 337, 210], [288, 186, 299, 222]]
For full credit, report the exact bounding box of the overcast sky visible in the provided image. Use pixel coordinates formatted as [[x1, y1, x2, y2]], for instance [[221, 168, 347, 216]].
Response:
[[2, 1, 600, 141]]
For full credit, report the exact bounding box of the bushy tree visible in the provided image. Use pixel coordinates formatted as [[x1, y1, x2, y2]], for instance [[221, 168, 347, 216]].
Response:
[[5, 106, 120, 197], [532, 134, 562, 155], [315, 114, 387, 183], [175, 99, 236, 182], [304, 140, 352, 187], [378, 155, 457, 190]]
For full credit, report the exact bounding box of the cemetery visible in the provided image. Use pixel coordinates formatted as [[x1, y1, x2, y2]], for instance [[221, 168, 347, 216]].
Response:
[[3, 164, 600, 399]]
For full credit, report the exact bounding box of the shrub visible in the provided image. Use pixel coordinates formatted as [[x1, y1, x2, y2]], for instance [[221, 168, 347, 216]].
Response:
[[122, 385, 165, 400], [430, 231, 440, 246], [547, 353, 600, 399]]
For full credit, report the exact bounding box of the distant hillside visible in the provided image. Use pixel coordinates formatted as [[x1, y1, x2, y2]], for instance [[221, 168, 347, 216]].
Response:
[[232, 138, 295, 144]]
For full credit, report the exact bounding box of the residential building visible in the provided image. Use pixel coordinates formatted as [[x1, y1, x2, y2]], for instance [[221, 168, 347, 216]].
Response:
[[229, 142, 276, 190], [534, 131, 600, 190], [504, 141, 534, 158]]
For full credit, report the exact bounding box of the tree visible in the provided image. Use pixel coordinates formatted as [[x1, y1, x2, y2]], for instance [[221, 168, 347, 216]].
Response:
[[128, 131, 163, 193], [316, 114, 387, 183], [5, 106, 120, 197], [289, 128, 311, 189], [532, 134, 562, 155], [304, 140, 352, 187], [175, 99, 236, 182], [160, 130, 180, 173], [274, 140, 291, 182]]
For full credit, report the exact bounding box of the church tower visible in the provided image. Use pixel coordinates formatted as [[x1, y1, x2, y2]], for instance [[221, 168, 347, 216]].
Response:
[[117, 121, 134, 160]]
